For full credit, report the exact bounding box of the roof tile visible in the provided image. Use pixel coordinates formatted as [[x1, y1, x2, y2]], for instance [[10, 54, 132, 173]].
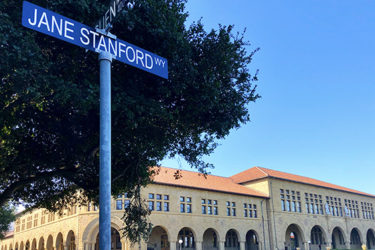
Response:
[[151, 167, 268, 198], [231, 166, 375, 198]]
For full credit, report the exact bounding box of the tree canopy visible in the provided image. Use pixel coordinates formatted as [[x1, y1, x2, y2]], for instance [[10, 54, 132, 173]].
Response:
[[0, 0, 259, 241], [0, 204, 15, 239]]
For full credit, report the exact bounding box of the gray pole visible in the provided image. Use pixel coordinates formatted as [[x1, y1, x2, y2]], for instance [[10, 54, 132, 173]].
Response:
[[261, 200, 267, 250], [99, 51, 112, 250]]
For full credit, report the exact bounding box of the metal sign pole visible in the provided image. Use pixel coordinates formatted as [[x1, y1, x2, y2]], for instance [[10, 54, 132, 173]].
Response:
[[99, 50, 112, 250], [21, 3, 168, 248]]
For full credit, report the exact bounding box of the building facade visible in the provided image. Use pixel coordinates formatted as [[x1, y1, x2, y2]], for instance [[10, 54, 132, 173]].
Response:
[[1, 166, 375, 250]]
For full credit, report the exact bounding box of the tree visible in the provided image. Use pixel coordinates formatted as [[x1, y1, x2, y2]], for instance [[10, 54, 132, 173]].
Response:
[[0, 0, 259, 242], [0, 204, 15, 239]]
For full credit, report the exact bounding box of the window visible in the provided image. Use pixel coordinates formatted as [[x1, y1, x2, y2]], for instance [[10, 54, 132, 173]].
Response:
[[201, 198, 217, 215], [187, 204, 192, 213], [281, 189, 301, 213], [116, 200, 122, 210], [180, 203, 185, 213], [361, 202, 374, 220], [207, 206, 212, 215], [227, 201, 236, 216], [253, 205, 257, 218], [244, 203, 258, 218], [26, 216, 32, 229], [306, 193, 325, 215], [344, 199, 359, 218], [15, 218, 21, 232], [156, 201, 162, 211], [116, 193, 130, 211], [202, 205, 206, 214], [148, 201, 154, 211], [41, 212, 46, 225], [214, 206, 218, 215], [124, 200, 130, 209], [33, 214, 38, 227], [164, 202, 169, 212], [148, 193, 169, 213], [180, 196, 192, 213]]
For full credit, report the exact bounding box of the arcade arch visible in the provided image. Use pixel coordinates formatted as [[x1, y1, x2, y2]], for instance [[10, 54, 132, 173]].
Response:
[[46, 236, 53, 250], [350, 228, 362, 249], [367, 229, 375, 249], [331, 227, 345, 249], [177, 227, 196, 249], [245, 230, 259, 250], [31, 239, 36, 250], [38, 237, 44, 250], [66, 231, 76, 250], [285, 224, 304, 250], [56, 233, 64, 250], [225, 229, 239, 249], [147, 226, 170, 250], [310, 226, 326, 249], [25, 241, 30, 250], [94, 228, 122, 250], [203, 228, 219, 250]]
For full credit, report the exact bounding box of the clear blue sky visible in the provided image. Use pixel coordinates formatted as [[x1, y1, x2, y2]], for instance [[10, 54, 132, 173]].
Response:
[[161, 0, 375, 194]]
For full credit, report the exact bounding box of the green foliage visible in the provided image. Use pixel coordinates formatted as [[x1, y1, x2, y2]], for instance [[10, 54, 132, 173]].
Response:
[[0, 0, 259, 242], [121, 184, 152, 244], [0, 204, 15, 239]]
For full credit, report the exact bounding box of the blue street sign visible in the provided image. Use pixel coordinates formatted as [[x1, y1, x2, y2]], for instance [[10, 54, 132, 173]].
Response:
[[22, 1, 168, 79]]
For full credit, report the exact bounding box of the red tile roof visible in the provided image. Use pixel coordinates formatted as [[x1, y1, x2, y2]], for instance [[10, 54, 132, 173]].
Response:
[[150, 167, 268, 198], [231, 166, 375, 198], [4, 231, 14, 238]]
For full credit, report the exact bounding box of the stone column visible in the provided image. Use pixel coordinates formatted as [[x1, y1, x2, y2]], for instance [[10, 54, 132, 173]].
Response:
[[345, 241, 351, 250], [219, 240, 225, 250], [196, 241, 203, 250], [169, 241, 177, 250], [306, 241, 311, 250], [239, 241, 246, 250], [325, 241, 332, 250], [120, 240, 127, 250]]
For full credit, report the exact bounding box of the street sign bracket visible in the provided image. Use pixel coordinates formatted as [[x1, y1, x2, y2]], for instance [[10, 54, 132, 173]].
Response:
[[95, 28, 117, 59]]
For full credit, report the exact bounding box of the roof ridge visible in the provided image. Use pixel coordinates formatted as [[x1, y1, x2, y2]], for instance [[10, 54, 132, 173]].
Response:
[[154, 166, 230, 179], [257, 167, 375, 198], [255, 166, 269, 177]]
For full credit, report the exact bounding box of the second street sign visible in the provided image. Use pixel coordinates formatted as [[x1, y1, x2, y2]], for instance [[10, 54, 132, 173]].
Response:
[[96, 0, 136, 30], [22, 1, 168, 79]]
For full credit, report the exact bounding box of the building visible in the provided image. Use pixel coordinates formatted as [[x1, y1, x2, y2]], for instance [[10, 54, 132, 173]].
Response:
[[1, 166, 375, 250]]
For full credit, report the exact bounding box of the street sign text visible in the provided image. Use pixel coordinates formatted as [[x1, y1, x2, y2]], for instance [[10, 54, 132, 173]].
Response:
[[22, 1, 168, 79], [97, 0, 135, 29]]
